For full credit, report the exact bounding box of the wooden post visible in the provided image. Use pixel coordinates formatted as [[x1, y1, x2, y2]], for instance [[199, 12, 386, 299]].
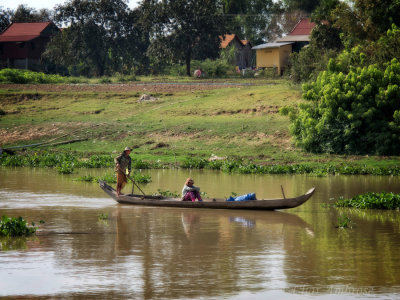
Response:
[[280, 185, 286, 199]]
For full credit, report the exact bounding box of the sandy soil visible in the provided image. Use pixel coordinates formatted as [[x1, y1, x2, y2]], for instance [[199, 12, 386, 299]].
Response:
[[0, 125, 63, 145]]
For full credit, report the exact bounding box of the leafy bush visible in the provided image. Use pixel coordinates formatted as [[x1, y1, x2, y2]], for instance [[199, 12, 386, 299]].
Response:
[[57, 161, 74, 174], [365, 24, 400, 69], [279, 105, 297, 116], [241, 69, 255, 78], [0, 68, 66, 84], [165, 64, 186, 76], [288, 45, 338, 83], [0, 68, 88, 84], [116, 74, 137, 82], [335, 192, 400, 209], [99, 77, 112, 83], [198, 58, 230, 77], [181, 157, 208, 169], [255, 67, 279, 78], [291, 58, 400, 155]]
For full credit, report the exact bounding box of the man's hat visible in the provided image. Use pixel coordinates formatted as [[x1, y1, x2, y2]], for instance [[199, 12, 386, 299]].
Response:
[[124, 147, 132, 151]]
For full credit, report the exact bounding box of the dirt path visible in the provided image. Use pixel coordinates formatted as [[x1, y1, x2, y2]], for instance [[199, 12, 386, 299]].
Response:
[[1, 81, 265, 93]]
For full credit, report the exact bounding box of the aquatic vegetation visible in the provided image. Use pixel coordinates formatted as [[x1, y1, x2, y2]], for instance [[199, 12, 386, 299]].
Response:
[[57, 161, 75, 174], [0, 216, 38, 236], [80, 155, 114, 168], [132, 159, 152, 169], [336, 214, 353, 228], [154, 189, 180, 198], [181, 157, 208, 169], [335, 192, 400, 210], [200, 191, 208, 198], [97, 213, 109, 221], [73, 172, 151, 184], [96, 172, 117, 183], [73, 174, 97, 182], [2, 151, 400, 176]]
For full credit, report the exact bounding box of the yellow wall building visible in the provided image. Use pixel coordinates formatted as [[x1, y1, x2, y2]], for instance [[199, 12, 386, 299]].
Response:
[[252, 18, 316, 75], [253, 42, 293, 75]]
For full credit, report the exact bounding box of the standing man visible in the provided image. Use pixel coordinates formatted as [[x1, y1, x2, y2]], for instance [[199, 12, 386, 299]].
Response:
[[114, 147, 132, 196]]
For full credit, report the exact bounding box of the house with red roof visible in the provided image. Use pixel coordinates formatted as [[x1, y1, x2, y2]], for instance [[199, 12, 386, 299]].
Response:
[[0, 22, 60, 70], [252, 18, 316, 75], [219, 34, 253, 69]]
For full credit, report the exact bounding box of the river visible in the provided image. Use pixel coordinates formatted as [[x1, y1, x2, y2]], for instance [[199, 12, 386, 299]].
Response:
[[1, 167, 399, 299]]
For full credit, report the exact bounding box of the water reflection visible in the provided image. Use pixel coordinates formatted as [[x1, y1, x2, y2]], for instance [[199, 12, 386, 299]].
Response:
[[0, 236, 36, 251], [109, 207, 316, 299], [1, 167, 400, 299]]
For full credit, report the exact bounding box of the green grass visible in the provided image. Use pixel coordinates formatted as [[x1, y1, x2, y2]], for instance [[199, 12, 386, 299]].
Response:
[[1, 78, 400, 169]]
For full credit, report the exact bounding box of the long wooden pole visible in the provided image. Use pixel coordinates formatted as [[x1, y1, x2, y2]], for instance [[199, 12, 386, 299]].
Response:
[[280, 185, 286, 199], [118, 167, 145, 196]]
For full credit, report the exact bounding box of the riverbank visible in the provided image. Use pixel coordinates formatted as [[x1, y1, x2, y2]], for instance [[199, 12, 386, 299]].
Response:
[[1, 78, 400, 170], [1, 151, 400, 176]]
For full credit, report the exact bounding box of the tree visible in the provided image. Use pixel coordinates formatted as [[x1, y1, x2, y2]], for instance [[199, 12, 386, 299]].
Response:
[[283, 0, 320, 13], [221, 0, 280, 45], [291, 55, 400, 155], [241, 0, 280, 44], [44, 0, 145, 76], [11, 5, 52, 23], [145, 0, 225, 76], [0, 7, 12, 33], [264, 9, 309, 43], [354, 0, 400, 40], [314, 0, 400, 47]]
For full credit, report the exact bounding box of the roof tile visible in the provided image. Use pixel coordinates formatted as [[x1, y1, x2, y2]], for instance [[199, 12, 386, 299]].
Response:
[[0, 22, 53, 42], [288, 19, 316, 36]]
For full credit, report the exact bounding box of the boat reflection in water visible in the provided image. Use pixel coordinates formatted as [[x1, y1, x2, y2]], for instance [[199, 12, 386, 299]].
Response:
[[107, 205, 317, 299]]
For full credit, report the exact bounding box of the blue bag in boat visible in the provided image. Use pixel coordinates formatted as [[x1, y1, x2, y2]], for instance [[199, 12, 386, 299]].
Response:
[[234, 193, 256, 201], [226, 193, 256, 201]]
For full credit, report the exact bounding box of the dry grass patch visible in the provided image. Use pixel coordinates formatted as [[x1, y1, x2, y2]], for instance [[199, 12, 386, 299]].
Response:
[[0, 124, 63, 144]]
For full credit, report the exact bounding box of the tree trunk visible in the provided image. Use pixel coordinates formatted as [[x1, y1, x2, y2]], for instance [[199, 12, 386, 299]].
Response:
[[185, 50, 191, 77]]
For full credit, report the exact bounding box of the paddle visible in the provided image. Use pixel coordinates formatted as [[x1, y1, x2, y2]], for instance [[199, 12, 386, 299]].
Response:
[[127, 175, 146, 196], [117, 167, 146, 196]]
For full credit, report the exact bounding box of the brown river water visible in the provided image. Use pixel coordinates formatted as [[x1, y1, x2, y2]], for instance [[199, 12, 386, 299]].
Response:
[[1, 167, 400, 299]]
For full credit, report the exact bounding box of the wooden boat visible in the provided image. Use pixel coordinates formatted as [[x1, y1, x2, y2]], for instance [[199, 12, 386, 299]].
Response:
[[99, 180, 315, 210]]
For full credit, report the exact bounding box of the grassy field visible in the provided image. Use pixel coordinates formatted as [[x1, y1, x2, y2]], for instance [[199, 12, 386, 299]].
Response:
[[1, 78, 400, 169]]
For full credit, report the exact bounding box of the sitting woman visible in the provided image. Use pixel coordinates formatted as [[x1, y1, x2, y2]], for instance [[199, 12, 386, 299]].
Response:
[[182, 178, 203, 202]]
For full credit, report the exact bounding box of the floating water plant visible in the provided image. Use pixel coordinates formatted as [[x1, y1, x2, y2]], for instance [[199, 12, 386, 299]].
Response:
[[336, 214, 353, 229], [0, 215, 39, 236], [74, 172, 151, 184], [154, 189, 180, 198], [335, 192, 400, 210], [97, 213, 109, 221]]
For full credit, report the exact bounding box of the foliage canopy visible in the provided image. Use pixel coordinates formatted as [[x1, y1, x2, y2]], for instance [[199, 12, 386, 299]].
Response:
[[143, 0, 224, 76], [291, 55, 400, 155], [43, 0, 145, 77]]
